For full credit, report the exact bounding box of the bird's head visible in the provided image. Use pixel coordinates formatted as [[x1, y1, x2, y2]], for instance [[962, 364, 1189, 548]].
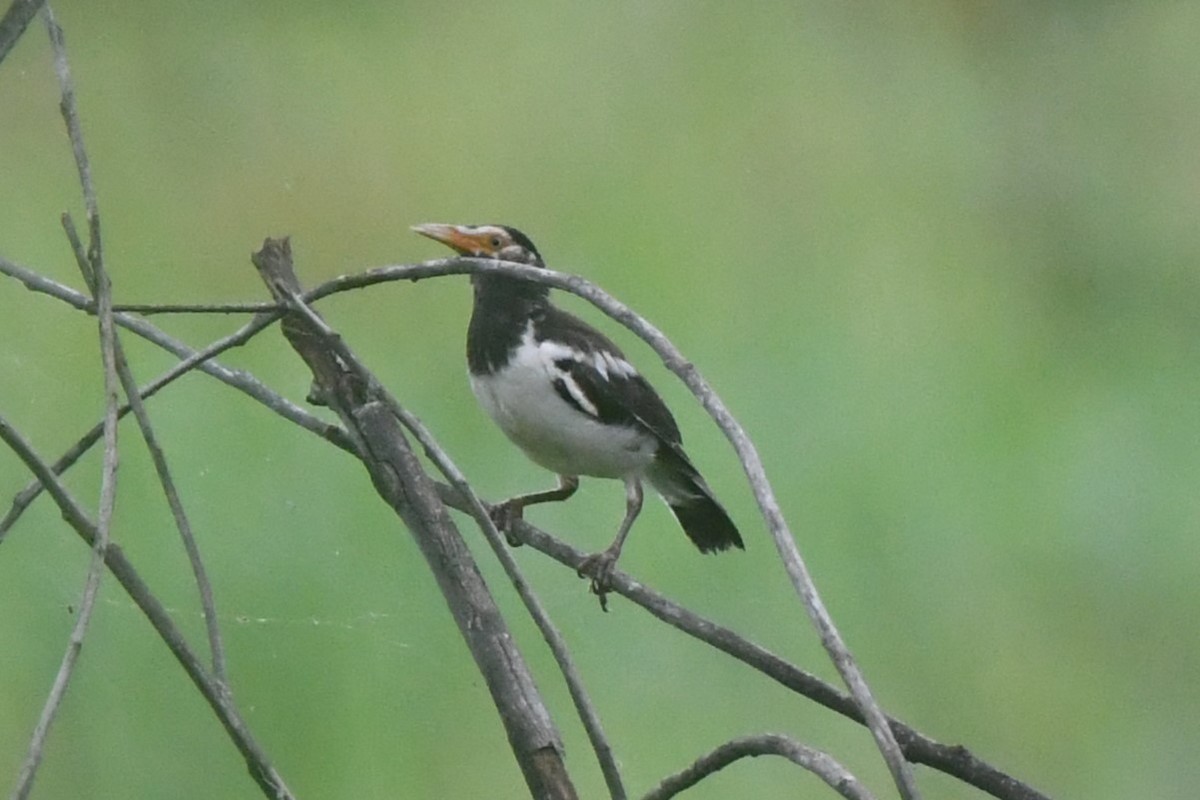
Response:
[[411, 223, 544, 267]]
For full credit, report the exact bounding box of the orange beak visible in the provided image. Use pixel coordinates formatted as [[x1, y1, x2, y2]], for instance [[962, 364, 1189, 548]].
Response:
[[411, 223, 497, 257]]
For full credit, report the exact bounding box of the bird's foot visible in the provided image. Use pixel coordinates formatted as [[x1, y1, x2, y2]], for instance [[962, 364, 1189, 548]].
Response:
[[489, 501, 525, 547], [576, 549, 620, 612]]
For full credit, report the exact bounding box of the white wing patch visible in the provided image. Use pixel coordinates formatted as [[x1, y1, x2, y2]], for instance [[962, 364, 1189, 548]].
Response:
[[553, 370, 599, 417], [591, 350, 638, 380], [531, 326, 639, 418]]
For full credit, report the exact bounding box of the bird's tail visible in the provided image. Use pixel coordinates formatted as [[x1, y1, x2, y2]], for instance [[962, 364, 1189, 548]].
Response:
[[647, 447, 743, 554]]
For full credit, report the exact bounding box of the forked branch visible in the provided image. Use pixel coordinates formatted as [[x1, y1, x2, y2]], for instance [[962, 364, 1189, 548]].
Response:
[[250, 237, 577, 800]]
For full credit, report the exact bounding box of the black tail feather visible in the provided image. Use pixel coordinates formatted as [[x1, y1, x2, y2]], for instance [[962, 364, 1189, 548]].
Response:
[[668, 495, 743, 553], [647, 446, 743, 553]]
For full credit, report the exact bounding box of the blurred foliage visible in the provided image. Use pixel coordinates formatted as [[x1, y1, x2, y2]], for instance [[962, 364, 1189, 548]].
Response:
[[2, 2, 1198, 798]]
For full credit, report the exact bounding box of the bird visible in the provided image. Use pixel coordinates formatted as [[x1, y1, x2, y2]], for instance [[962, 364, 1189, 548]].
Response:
[[412, 223, 743, 605]]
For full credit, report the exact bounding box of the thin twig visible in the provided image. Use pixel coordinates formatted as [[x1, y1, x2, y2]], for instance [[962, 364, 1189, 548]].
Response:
[[109, 301, 282, 314], [0, 254, 355, 538], [4, 318, 117, 800], [641, 733, 876, 800], [282, 294, 626, 800], [309, 255, 921, 797], [253, 237, 575, 799], [48, 3, 227, 687], [0, 256, 344, 445], [0, 0, 46, 67], [62, 213, 228, 683], [0, 249, 1048, 799], [435, 487, 1051, 800], [2, 421, 114, 800], [0, 416, 295, 799], [9, 10, 119, 798]]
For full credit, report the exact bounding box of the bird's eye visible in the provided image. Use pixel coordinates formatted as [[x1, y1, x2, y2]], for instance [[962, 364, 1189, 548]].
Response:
[[490, 236, 503, 248]]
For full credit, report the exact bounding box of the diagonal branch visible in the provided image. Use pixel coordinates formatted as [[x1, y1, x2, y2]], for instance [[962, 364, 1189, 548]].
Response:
[[302, 255, 921, 797], [283, 294, 626, 798], [251, 237, 576, 800], [61, 212, 227, 684], [3, 277, 118, 800], [436, 485, 1050, 800], [642, 733, 876, 800], [0, 415, 295, 799], [329, 352, 626, 800], [0, 0, 45, 67], [0, 415, 117, 800], [8, 10, 122, 798], [0, 254, 355, 539], [47, 0, 227, 688], [0, 249, 1049, 800]]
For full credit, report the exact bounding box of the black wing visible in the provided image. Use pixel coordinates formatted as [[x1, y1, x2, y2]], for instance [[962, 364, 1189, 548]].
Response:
[[539, 307, 683, 446]]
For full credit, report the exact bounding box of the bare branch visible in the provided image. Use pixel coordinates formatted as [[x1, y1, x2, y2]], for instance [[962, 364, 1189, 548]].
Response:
[[110, 301, 282, 314], [435, 486, 1050, 800], [642, 733, 876, 800], [3, 415, 114, 800], [62, 211, 228, 683], [0, 249, 1049, 799], [251, 237, 576, 799], [9, 10, 120, 798], [4, 14, 290, 797], [0, 415, 295, 799], [355, 372, 626, 799], [47, 3, 229, 688], [0, 254, 356, 538], [303, 255, 921, 797], [0, 0, 45, 66], [280, 293, 626, 798]]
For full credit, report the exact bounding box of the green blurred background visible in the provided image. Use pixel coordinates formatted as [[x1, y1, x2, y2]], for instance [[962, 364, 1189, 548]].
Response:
[[2, 2, 1198, 798]]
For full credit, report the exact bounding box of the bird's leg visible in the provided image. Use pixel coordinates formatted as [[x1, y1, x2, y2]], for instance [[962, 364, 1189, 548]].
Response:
[[578, 477, 644, 611], [491, 475, 579, 546]]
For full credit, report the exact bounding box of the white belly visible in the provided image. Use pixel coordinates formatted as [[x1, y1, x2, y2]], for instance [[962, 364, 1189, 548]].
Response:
[[470, 357, 657, 480]]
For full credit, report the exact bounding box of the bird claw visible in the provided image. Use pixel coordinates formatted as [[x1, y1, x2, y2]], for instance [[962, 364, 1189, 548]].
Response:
[[489, 502, 524, 547], [576, 551, 619, 612]]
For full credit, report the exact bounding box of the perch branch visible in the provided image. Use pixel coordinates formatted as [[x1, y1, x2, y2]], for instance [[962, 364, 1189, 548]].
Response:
[[303, 255, 920, 797], [435, 487, 1050, 800], [0, 250, 1048, 799], [347, 370, 625, 799], [250, 237, 576, 800], [642, 733, 876, 800], [110, 301, 283, 314]]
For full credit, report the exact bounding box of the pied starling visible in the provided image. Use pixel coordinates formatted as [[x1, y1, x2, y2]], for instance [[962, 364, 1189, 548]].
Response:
[[412, 223, 743, 600]]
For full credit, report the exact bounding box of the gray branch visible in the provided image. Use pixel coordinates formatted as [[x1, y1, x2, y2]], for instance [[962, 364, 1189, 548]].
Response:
[[9, 10, 119, 798], [251, 237, 576, 800], [50, 0, 226, 688], [642, 733, 876, 800], [62, 212, 227, 684], [0, 0, 45, 67], [0, 249, 1052, 800], [0, 254, 355, 539], [365, 379, 626, 799], [435, 488, 1051, 800], [304, 255, 921, 797], [0, 415, 295, 799]]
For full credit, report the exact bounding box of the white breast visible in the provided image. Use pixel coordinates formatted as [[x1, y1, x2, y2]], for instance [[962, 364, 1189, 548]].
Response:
[[470, 325, 657, 479]]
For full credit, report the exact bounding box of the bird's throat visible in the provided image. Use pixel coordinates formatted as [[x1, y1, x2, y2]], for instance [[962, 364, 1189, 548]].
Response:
[[467, 275, 548, 375]]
